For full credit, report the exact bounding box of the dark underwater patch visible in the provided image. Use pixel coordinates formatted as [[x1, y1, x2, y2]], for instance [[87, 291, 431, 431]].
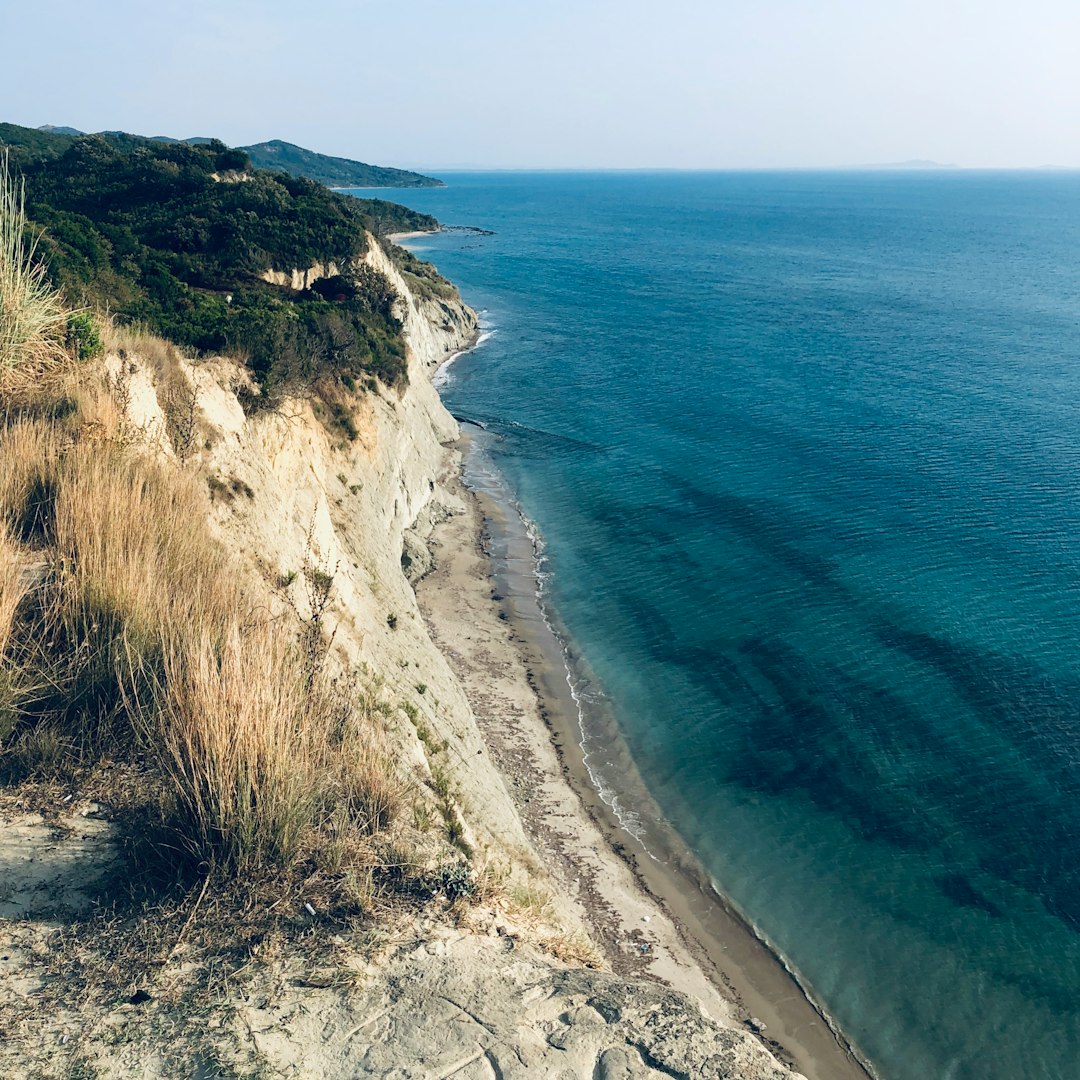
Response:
[[935, 872, 1004, 918]]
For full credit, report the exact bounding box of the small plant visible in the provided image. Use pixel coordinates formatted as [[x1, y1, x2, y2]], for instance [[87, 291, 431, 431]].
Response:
[[162, 376, 200, 463], [413, 801, 433, 832], [429, 764, 452, 801], [290, 520, 339, 686], [386, 612, 398, 630], [508, 880, 554, 920], [65, 310, 103, 360], [337, 472, 348, 486], [444, 813, 469, 854], [429, 861, 475, 902], [415, 682, 427, 695], [278, 569, 297, 588]]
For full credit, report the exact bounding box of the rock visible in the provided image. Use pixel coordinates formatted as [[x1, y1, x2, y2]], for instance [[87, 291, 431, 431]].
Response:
[[224, 934, 796, 1080]]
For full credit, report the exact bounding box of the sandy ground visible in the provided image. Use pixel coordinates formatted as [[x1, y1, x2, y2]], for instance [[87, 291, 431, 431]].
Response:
[[387, 229, 442, 243], [416, 447, 874, 1080]]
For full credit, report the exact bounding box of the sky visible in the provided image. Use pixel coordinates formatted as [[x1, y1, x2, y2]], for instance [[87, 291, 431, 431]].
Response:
[[3, 0, 1078, 170]]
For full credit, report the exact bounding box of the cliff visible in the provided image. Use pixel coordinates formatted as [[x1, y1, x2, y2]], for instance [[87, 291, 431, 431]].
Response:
[[0, 239, 803, 1079]]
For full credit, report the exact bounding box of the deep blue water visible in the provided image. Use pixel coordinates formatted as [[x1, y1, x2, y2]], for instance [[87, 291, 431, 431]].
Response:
[[353, 172, 1080, 1079]]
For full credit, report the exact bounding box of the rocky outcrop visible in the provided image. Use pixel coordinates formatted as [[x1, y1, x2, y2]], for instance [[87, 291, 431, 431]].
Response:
[[259, 261, 342, 290], [231, 930, 794, 1080]]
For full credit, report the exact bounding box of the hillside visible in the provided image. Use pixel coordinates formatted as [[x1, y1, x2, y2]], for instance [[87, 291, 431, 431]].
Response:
[[240, 138, 443, 188], [7, 129, 443, 399], [0, 122, 443, 187], [0, 122, 76, 164]]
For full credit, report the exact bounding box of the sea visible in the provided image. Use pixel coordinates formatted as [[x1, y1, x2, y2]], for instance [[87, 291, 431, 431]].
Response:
[[349, 171, 1080, 1080]]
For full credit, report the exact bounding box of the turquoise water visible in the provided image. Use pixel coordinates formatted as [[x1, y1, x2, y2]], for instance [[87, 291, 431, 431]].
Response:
[[354, 172, 1080, 1079]]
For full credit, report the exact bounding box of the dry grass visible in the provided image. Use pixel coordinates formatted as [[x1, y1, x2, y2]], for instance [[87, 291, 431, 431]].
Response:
[[149, 622, 327, 870], [0, 152, 71, 400], [545, 930, 604, 968], [0, 189, 431, 902], [99, 317, 185, 377], [0, 526, 29, 740], [145, 624, 406, 873], [0, 419, 62, 542], [52, 443, 239, 645], [0, 368, 410, 884], [0, 527, 26, 657], [32, 435, 406, 877]]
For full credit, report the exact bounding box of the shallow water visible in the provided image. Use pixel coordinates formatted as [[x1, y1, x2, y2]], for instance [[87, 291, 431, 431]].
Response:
[[350, 171, 1080, 1079]]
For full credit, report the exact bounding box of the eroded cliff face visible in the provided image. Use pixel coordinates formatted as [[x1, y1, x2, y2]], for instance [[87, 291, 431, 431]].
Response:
[[259, 262, 342, 290], [174, 240, 544, 869], [106, 235, 531, 864]]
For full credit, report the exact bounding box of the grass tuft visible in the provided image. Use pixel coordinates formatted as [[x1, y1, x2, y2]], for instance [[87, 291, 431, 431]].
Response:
[[0, 151, 72, 399]]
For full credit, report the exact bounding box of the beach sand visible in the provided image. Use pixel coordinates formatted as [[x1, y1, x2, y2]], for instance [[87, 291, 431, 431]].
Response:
[[387, 229, 443, 243], [415, 436, 875, 1080]]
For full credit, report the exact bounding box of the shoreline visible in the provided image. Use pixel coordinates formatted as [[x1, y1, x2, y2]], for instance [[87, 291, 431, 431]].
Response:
[[387, 228, 442, 243], [416, 418, 876, 1080]]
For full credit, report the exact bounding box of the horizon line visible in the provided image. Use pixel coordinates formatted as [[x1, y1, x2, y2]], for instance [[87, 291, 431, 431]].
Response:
[[394, 164, 1080, 175]]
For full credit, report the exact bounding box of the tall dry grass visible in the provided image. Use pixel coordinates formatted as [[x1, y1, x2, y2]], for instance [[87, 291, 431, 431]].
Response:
[[144, 624, 404, 872], [0, 378, 405, 878], [0, 418, 62, 542], [99, 317, 184, 377], [0, 179, 410, 886], [51, 443, 240, 644], [0, 527, 26, 657], [148, 622, 326, 870], [0, 151, 70, 399]]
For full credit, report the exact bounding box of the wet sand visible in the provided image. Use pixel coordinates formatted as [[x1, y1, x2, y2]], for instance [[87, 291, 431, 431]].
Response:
[[416, 429, 877, 1080]]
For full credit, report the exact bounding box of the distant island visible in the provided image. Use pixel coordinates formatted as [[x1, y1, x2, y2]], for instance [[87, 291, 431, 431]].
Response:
[[5, 123, 444, 188], [856, 159, 957, 169]]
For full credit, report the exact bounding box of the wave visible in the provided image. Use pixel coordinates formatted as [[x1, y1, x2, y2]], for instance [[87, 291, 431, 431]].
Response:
[[463, 437, 655, 850]]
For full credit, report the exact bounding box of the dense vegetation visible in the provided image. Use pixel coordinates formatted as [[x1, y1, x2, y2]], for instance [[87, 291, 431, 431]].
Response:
[[0, 123, 77, 167], [240, 139, 443, 188], [3, 124, 444, 188], [0, 124, 446, 393]]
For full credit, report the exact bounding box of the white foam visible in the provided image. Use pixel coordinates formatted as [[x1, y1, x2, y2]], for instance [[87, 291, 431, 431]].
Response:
[[431, 314, 496, 389], [504, 489, 656, 852]]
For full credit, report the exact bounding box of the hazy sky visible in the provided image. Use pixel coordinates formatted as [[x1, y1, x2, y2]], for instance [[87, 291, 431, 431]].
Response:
[[3, 0, 1078, 169]]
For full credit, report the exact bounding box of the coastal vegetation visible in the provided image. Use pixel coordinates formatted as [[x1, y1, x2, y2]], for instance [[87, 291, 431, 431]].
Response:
[[0, 123, 444, 189], [238, 138, 444, 189], [0, 122, 445, 402]]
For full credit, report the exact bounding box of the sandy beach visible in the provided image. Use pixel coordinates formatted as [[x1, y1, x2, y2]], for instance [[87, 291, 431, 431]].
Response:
[[415, 433, 875, 1080], [387, 228, 443, 243]]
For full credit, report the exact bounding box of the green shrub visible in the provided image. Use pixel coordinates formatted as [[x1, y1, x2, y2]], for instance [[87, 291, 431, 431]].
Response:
[[65, 310, 102, 360]]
